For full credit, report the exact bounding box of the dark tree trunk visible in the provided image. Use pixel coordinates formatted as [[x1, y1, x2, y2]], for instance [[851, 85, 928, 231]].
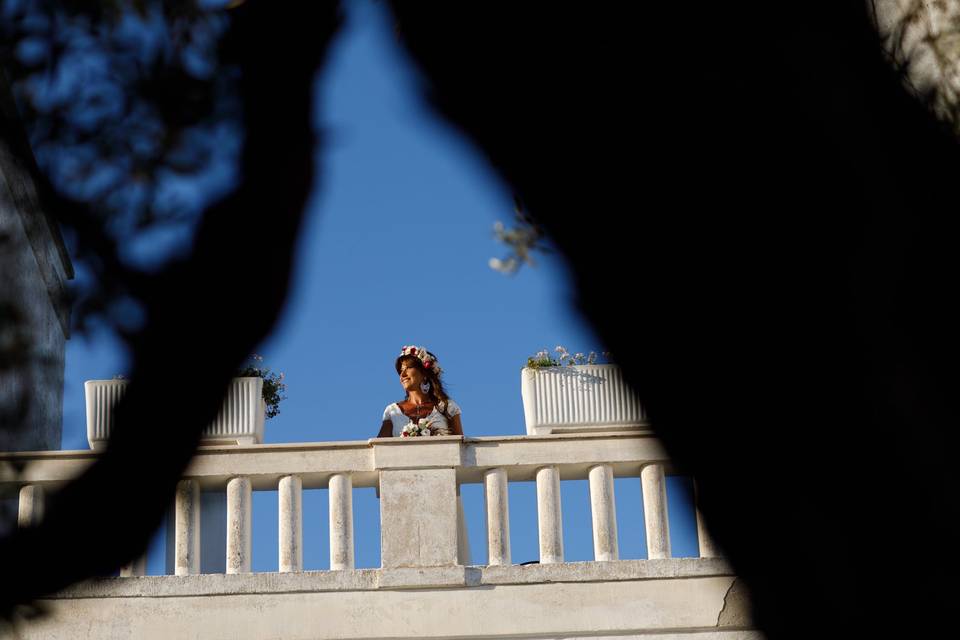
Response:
[[387, 1, 960, 637], [0, 1, 342, 620]]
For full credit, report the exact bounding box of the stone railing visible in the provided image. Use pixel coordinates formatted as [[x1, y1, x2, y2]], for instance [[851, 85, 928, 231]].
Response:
[[0, 431, 754, 640], [2, 430, 719, 573]]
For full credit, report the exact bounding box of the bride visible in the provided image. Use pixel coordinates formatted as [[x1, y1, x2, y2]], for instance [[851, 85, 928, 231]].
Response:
[[377, 345, 464, 437]]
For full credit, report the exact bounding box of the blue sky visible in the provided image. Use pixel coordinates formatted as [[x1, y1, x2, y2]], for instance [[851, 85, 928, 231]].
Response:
[[60, 1, 699, 573]]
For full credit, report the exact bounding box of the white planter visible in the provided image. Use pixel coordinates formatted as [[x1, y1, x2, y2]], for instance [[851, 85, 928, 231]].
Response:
[[520, 364, 647, 435], [85, 377, 266, 450]]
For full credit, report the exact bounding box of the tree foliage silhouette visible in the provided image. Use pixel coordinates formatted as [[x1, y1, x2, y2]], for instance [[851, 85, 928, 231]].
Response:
[[0, 0, 342, 624]]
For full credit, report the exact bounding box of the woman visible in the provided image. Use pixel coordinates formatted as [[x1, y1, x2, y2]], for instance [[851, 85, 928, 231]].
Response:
[[377, 345, 464, 438]]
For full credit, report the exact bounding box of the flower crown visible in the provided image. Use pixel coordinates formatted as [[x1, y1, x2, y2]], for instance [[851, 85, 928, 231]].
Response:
[[399, 345, 443, 376]]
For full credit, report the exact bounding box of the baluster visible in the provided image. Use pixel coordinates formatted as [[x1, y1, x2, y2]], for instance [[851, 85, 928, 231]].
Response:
[[175, 479, 201, 576], [17, 484, 44, 528], [329, 473, 354, 570], [693, 477, 720, 558], [536, 465, 564, 563], [641, 463, 671, 559], [226, 476, 252, 574], [457, 485, 471, 566], [589, 464, 619, 561], [278, 475, 303, 572], [484, 467, 511, 565], [117, 478, 146, 578]]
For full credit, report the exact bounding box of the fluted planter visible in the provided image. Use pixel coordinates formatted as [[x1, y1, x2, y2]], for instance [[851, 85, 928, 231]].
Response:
[[85, 377, 266, 449], [520, 364, 647, 435]]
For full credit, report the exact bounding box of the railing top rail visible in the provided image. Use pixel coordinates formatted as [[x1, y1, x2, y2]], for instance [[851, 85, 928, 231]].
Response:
[[1, 429, 674, 492]]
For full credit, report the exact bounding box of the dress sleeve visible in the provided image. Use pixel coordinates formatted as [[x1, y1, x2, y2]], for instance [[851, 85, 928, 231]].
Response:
[[382, 403, 396, 422], [445, 399, 461, 417]]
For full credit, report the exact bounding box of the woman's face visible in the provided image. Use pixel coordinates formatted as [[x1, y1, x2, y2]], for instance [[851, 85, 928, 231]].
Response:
[[398, 359, 425, 393]]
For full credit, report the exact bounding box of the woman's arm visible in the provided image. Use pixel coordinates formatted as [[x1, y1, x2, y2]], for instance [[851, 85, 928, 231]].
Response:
[[449, 413, 463, 436], [376, 419, 392, 438]]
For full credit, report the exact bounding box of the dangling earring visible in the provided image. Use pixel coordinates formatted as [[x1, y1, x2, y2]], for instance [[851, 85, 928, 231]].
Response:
[[420, 380, 431, 394]]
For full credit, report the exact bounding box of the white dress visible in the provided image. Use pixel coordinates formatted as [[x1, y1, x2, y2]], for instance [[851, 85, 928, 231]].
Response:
[[382, 399, 462, 437]]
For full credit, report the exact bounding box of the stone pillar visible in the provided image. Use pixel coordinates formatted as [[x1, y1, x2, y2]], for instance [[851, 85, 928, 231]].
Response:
[[278, 474, 303, 573], [166, 491, 225, 575], [588, 464, 619, 561], [329, 473, 354, 570], [226, 476, 252, 574], [379, 468, 458, 568], [693, 477, 721, 558], [174, 479, 200, 576], [456, 488, 471, 566], [17, 484, 43, 527], [484, 467, 511, 566], [641, 463, 671, 559], [536, 465, 564, 564]]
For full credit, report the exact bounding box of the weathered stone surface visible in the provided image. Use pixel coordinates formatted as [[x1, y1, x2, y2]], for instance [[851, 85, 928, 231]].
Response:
[[717, 577, 757, 628], [376, 565, 469, 589], [536, 465, 564, 563], [328, 472, 354, 570], [24, 569, 753, 640], [372, 436, 462, 470], [174, 480, 200, 576], [226, 476, 252, 574], [379, 468, 457, 568], [642, 463, 671, 559], [484, 467, 511, 565], [47, 558, 735, 599], [278, 474, 303, 573], [589, 463, 618, 561], [479, 557, 735, 585]]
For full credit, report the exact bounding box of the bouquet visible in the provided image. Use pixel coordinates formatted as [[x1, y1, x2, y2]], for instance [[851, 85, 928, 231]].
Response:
[[401, 418, 451, 437]]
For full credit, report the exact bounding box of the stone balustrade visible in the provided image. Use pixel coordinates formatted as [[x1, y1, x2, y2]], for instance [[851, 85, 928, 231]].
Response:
[[1, 430, 720, 573], [0, 431, 752, 640]]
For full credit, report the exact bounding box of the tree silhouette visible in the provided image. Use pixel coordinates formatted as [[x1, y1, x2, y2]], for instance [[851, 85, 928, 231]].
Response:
[[0, 0, 342, 624], [2, 1, 959, 639]]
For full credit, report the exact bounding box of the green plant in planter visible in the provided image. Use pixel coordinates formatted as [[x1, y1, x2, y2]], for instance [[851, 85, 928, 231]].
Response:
[[525, 345, 613, 370], [237, 354, 287, 419]]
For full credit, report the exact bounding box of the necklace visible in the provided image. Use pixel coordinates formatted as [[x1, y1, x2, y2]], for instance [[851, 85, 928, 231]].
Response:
[[405, 397, 433, 421]]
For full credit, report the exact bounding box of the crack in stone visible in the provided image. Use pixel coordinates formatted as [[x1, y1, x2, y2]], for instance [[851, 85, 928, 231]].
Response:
[[716, 576, 756, 629], [716, 577, 735, 626]]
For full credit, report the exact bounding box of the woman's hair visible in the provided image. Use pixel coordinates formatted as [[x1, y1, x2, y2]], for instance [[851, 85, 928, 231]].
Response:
[[395, 353, 453, 419]]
